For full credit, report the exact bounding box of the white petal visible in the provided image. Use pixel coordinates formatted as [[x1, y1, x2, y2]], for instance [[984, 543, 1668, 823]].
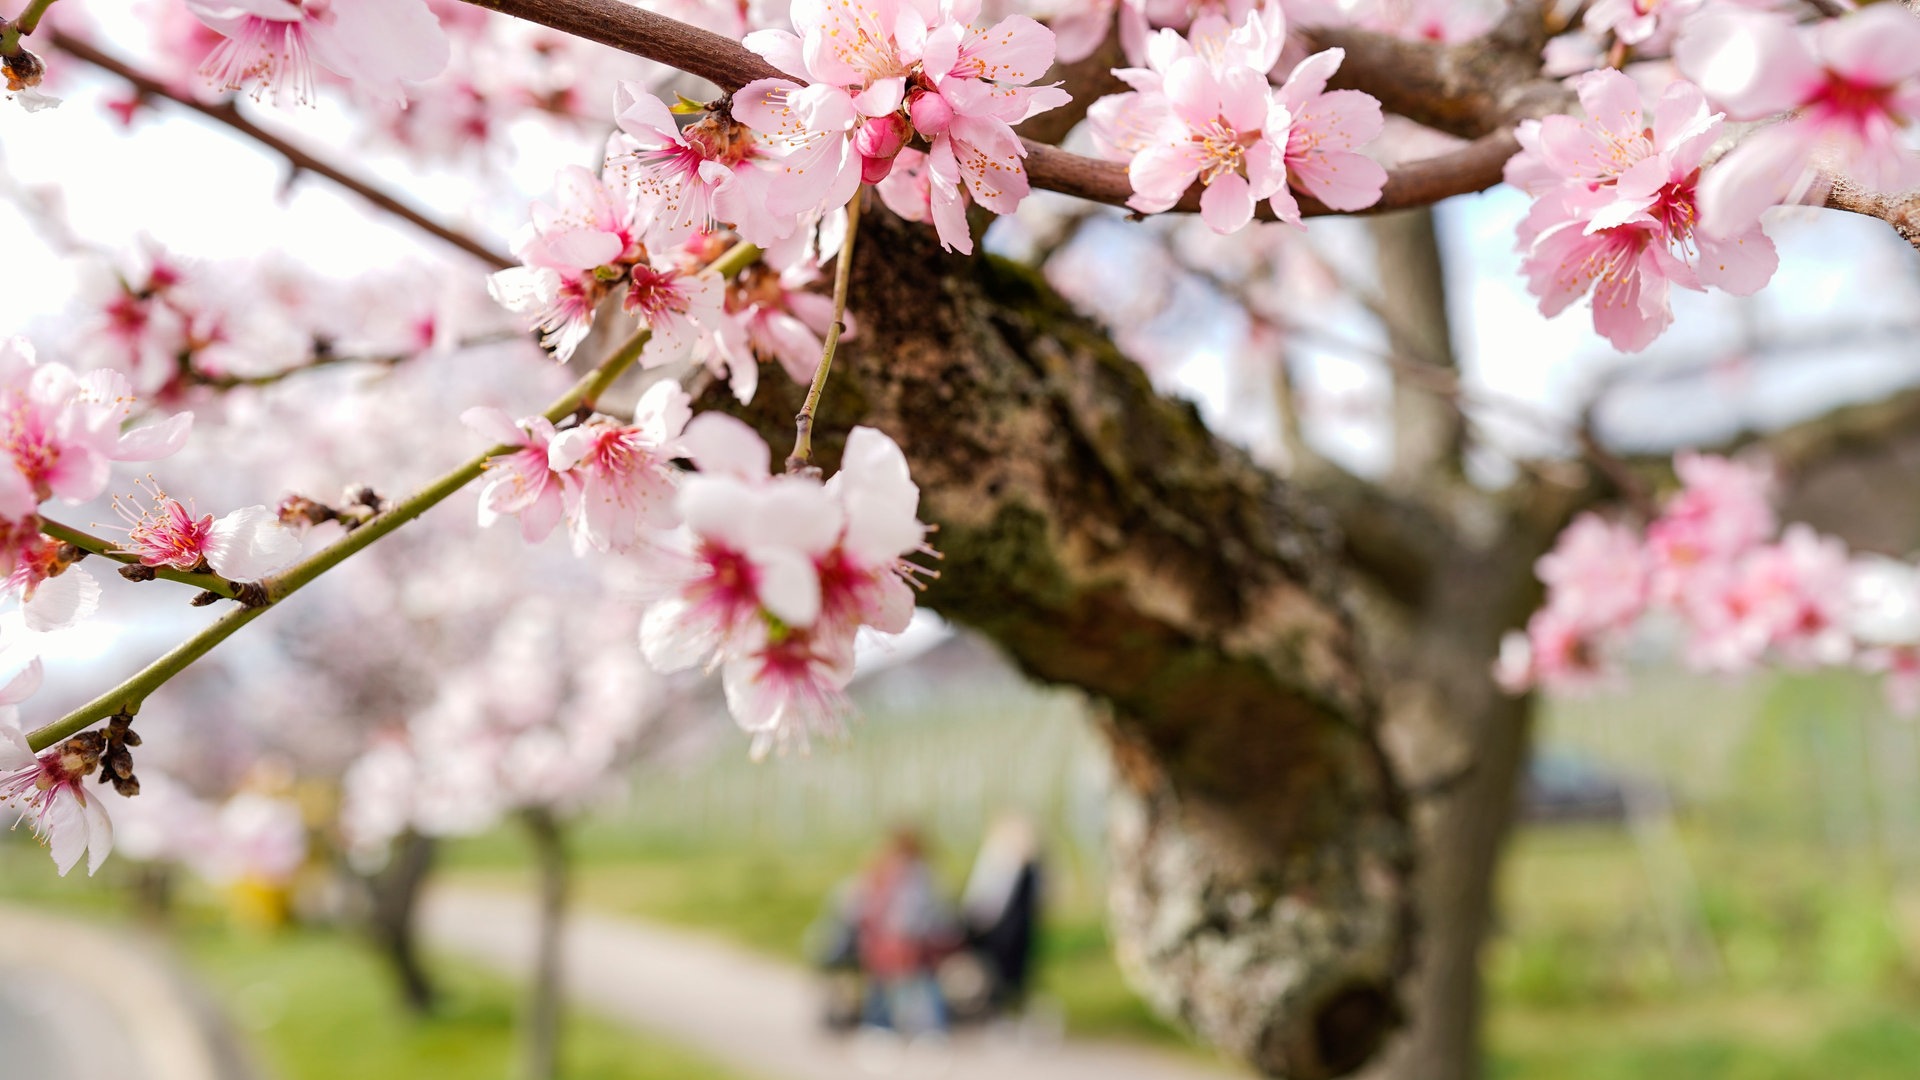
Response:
[[24, 567, 100, 633], [754, 546, 822, 628], [46, 791, 87, 876], [81, 789, 114, 876], [680, 413, 772, 479], [115, 412, 193, 461], [205, 506, 301, 580]]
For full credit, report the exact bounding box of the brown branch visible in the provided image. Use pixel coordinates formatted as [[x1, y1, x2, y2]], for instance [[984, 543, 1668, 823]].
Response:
[[46, 30, 514, 270], [1302, 1, 1561, 140], [461, 0, 1519, 218], [1825, 177, 1920, 253]]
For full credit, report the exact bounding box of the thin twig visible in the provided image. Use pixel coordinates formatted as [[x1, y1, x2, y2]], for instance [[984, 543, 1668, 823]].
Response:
[[46, 30, 515, 270], [39, 518, 249, 601], [786, 187, 863, 472], [22, 240, 760, 753]]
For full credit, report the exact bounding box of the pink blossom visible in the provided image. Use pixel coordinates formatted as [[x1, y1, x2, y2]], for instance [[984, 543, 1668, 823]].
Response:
[[723, 623, 856, 759], [1646, 452, 1776, 591], [1270, 48, 1386, 221], [906, 0, 1069, 213], [639, 414, 843, 672], [1506, 71, 1777, 352], [1, 682, 114, 876], [1494, 607, 1617, 694], [1088, 10, 1300, 232], [726, 262, 848, 386], [489, 165, 644, 362], [1534, 513, 1649, 634], [1584, 0, 1700, 48], [184, 0, 451, 105], [735, 0, 1065, 227], [464, 407, 566, 543], [546, 381, 691, 554], [0, 338, 194, 511], [623, 263, 727, 370], [610, 85, 791, 248], [109, 485, 299, 579], [1677, 5, 1920, 233], [876, 147, 975, 253], [818, 425, 930, 636]]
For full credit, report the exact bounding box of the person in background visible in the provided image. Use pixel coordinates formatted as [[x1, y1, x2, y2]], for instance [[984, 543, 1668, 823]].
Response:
[[854, 827, 958, 1034], [960, 815, 1042, 1011]]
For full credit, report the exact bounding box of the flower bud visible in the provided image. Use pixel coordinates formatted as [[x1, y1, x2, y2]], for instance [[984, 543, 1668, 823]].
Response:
[[908, 91, 954, 137], [3, 45, 46, 93], [854, 114, 908, 184]]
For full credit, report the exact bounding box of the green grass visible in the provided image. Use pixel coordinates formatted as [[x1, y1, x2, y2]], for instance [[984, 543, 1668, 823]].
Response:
[[180, 924, 753, 1080]]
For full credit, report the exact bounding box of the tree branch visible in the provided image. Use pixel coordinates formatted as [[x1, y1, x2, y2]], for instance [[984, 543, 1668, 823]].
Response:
[[458, 0, 1519, 219], [39, 517, 250, 601], [24, 241, 758, 753], [45, 30, 515, 271]]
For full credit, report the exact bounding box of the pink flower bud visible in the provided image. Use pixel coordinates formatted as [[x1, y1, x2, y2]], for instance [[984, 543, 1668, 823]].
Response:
[[854, 114, 908, 184], [908, 91, 954, 137]]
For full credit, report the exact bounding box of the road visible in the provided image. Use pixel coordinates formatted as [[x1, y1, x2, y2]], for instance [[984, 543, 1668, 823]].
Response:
[[423, 886, 1245, 1080], [0, 903, 243, 1080]]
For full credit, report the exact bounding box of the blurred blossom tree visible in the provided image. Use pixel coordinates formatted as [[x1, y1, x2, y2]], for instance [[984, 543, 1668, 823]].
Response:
[[4, 0, 1920, 1078]]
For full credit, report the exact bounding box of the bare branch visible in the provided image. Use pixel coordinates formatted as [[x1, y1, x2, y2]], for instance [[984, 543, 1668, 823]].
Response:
[[1825, 176, 1920, 252]]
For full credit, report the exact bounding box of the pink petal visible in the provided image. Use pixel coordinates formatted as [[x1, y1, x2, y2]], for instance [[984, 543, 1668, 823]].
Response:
[[1200, 172, 1255, 233], [1675, 9, 1821, 120], [1693, 227, 1779, 297], [1292, 149, 1385, 212], [1816, 4, 1920, 88], [965, 15, 1057, 85], [743, 28, 809, 79], [1277, 48, 1342, 114]]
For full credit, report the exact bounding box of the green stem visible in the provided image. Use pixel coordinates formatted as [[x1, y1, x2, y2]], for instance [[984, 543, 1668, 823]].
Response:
[[22, 340, 630, 753], [786, 188, 864, 472], [38, 518, 246, 600], [2, 0, 58, 53], [23, 240, 762, 754]]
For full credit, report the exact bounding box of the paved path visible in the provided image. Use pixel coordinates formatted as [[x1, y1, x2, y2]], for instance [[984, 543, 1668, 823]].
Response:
[[422, 887, 1244, 1080], [0, 903, 251, 1080]]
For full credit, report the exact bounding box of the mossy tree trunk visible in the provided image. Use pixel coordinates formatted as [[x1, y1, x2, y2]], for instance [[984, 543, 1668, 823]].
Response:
[[716, 207, 1415, 1078]]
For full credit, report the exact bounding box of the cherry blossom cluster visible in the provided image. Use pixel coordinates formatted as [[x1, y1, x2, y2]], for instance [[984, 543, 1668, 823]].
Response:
[[1498, 453, 1920, 718], [1504, 69, 1777, 353], [1516, 3, 1920, 353], [469, 389, 929, 756], [0, 336, 208, 631], [488, 126, 857, 403], [339, 597, 655, 858], [1086, 3, 1387, 233], [113, 772, 309, 888], [180, 0, 451, 106]]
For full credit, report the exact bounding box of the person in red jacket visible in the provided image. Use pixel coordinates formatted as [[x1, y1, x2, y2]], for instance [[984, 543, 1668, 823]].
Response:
[[853, 827, 958, 1034]]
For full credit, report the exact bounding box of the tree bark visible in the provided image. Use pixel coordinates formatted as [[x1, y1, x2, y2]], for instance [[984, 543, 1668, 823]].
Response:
[[520, 807, 569, 1080], [712, 205, 1414, 1078], [1325, 484, 1571, 1080], [363, 829, 441, 1016]]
